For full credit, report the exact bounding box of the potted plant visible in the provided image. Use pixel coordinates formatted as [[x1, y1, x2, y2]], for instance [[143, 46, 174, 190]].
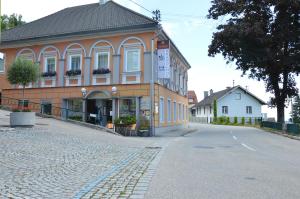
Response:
[[42, 71, 56, 77], [7, 58, 40, 127], [93, 68, 111, 75], [66, 69, 81, 76], [138, 116, 150, 137], [114, 116, 136, 136]]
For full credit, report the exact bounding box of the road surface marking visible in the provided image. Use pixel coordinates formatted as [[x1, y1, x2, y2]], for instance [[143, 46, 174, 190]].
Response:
[[241, 143, 256, 152], [233, 136, 238, 140]]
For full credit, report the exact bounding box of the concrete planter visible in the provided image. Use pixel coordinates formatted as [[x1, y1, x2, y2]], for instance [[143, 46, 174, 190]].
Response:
[[10, 112, 36, 127]]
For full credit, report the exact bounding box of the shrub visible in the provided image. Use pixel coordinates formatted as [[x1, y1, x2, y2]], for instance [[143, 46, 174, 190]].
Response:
[[93, 68, 111, 75], [22, 109, 32, 112], [241, 117, 245, 125], [234, 116, 238, 124], [66, 69, 81, 76], [217, 116, 227, 124], [12, 108, 21, 112], [225, 117, 230, 124], [69, 116, 82, 121], [248, 117, 252, 125]]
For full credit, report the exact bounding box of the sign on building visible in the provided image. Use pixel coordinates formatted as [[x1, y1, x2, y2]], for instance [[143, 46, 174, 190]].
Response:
[[157, 40, 170, 79]]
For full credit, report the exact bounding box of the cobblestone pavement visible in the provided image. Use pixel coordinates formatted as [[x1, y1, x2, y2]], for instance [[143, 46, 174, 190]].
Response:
[[0, 113, 168, 199]]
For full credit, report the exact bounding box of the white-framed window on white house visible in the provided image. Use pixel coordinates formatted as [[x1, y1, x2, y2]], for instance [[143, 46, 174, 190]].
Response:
[[69, 54, 81, 70], [95, 51, 109, 69], [167, 99, 171, 122], [222, 106, 228, 114], [125, 48, 141, 72], [235, 93, 241, 100], [204, 106, 206, 115], [0, 53, 5, 73], [44, 57, 56, 72], [173, 101, 177, 122], [160, 97, 164, 123], [246, 106, 252, 114]]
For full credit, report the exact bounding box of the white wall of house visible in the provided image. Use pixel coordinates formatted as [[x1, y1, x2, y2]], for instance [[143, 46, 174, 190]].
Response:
[[195, 106, 213, 118], [217, 88, 262, 118]]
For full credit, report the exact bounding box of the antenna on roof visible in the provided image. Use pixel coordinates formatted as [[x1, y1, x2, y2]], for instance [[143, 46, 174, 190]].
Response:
[[233, 80, 235, 87], [152, 10, 161, 22]]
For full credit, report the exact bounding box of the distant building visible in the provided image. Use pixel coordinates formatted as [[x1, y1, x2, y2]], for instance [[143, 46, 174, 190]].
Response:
[[188, 90, 198, 116], [194, 85, 266, 123]]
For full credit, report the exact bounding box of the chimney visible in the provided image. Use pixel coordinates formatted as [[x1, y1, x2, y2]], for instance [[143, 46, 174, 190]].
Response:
[[204, 91, 208, 98], [209, 89, 213, 95], [99, 0, 109, 5]]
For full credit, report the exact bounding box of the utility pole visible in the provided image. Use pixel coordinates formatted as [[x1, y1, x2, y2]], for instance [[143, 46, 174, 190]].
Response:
[[152, 10, 161, 22]]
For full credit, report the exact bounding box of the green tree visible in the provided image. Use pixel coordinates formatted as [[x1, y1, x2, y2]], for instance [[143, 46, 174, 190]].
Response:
[[1, 14, 25, 32], [7, 58, 40, 109], [291, 95, 300, 123], [213, 98, 217, 122], [208, 0, 300, 123]]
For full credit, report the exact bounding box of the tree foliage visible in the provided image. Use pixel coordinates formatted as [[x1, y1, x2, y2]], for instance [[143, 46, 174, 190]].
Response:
[[208, 0, 300, 123], [291, 95, 300, 123], [1, 14, 25, 32]]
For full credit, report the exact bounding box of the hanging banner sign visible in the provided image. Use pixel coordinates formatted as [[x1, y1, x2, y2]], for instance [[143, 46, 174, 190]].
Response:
[[157, 40, 170, 79]]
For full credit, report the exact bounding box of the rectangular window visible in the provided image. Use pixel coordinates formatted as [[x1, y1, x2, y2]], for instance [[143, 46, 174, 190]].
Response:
[[119, 98, 136, 117], [96, 52, 109, 69], [173, 101, 177, 122], [222, 106, 228, 114], [199, 107, 201, 115], [204, 106, 206, 114], [45, 57, 56, 72], [246, 106, 252, 114], [70, 55, 81, 70], [210, 106, 212, 114], [125, 49, 140, 72], [167, 99, 171, 122], [160, 97, 164, 123], [235, 93, 241, 100], [0, 53, 4, 72]]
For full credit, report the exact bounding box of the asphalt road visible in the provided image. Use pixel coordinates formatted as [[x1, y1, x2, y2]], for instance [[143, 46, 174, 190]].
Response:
[[145, 123, 300, 199]]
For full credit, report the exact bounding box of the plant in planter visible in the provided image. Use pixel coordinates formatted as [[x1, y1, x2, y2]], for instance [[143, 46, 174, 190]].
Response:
[[114, 116, 136, 136], [7, 58, 40, 127], [138, 116, 150, 137], [42, 71, 56, 77], [66, 69, 81, 76], [93, 68, 111, 75]]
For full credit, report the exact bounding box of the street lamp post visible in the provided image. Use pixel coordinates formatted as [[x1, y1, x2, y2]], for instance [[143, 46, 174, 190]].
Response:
[[81, 88, 87, 122]]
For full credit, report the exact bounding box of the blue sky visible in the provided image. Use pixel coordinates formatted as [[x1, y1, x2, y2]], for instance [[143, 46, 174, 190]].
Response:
[[2, 0, 299, 120]]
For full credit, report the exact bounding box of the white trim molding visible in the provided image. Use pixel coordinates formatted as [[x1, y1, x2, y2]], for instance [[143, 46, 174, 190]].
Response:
[[122, 71, 141, 84], [92, 73, 111, 85], [65, 76, 82, 87], [89, 40, 115, 56], [16, 48, 36, 61], [62, 43, 87, 59], [41, 76, 56, 87], [117, 36, 146, 54], [38, 45, 61, 61]]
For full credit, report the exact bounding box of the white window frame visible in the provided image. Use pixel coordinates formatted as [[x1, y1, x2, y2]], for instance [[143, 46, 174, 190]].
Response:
[[124, 48, 141, 72], [95, 51, 110, 69], [160, 97, 164, 123], [0, 53, 5, 73], [178, 103, 182, 121], [44, 56, 56, 72], [246, 106, 252, 114], [167, 99, 171, 123], [68, 54, 82, 71], [173, 101, 177, 122], [222, 106, 228, 114]]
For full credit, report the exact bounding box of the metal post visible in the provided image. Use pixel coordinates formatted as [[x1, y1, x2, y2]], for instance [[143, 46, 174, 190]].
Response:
[[150, 39, 155, 137]]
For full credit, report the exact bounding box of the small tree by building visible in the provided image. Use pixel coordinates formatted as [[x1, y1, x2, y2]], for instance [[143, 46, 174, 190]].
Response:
[[7, 58, 40, 110], [213, 98, 217, 122], [291, 95, 300, 124]]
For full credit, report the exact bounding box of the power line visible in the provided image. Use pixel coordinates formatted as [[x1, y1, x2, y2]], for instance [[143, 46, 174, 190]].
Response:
[[126, 0, 161, 22], [127, 0, 153, 14]]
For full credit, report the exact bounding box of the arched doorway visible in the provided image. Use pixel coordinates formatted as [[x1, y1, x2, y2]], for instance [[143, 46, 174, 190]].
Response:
[[86, 90, 113, 127]]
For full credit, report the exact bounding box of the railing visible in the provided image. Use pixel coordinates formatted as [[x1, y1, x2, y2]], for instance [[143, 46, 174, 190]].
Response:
[[1, 96, 85, 122], [261, 121, 283, 131], [261, 121, 300, 136]]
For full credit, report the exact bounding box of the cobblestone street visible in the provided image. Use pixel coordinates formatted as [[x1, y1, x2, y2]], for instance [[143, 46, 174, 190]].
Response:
[[0, 111, 166, 199]]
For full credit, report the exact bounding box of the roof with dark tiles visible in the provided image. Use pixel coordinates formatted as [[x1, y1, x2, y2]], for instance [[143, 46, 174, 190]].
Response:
[[195, 86, 266, 107], [0, 1, 158, 44]]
